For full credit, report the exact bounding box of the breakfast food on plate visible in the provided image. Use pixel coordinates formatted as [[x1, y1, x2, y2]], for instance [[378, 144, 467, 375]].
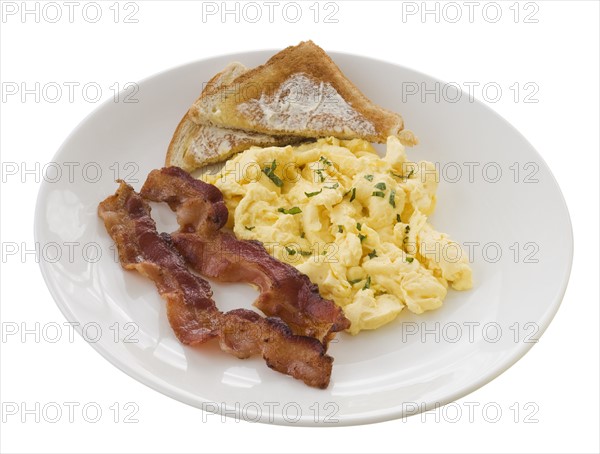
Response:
[[204, 136, 473, 334], [167, 41, 417, 173], [99, 168, 349, 388], [99, 40, 473, 389]]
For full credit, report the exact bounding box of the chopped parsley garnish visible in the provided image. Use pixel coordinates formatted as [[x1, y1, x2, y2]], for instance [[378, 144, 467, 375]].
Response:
[[356, 222, 362, 231], [325, 183, 339, 189], [391, 169, 415, 180], [362, 275, 371, 290], [389, 189, 396, 208], [368, 250, 378, 259], [278, 207, 302, 215], [349, 187, 356, 202], [305, 189, 322, 198], [315, 169, 326, 182], [244, 226, 255, 231], [298, 250, 312, 257], [358, 233, 367, 242], [338, 225, 343, 233], [348, 278, 363, 285], [300, 232, 306, 238], [262, 160, 283, 187], [364, 174, 374, 182], [319, 156, 332, 166], [405, 225, 411, 233], [285, 246, 297, 256], [374, 182, 386, 190], [406, 256, 414, 263], [396, 214, 402, 223], [372, 191, 385, 198]]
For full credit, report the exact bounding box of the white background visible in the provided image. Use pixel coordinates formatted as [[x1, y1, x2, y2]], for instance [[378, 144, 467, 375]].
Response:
[[1, 1, 598, 453]]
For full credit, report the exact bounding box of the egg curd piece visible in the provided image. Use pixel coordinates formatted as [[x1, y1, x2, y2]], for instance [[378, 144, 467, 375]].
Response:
[[204, 136, 473, 334]]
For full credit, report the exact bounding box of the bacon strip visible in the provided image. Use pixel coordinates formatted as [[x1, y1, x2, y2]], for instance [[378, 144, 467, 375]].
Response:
[[140, 167, 350, 344], [98, 181, 333, 388], [170, 231, 348, 344], [140, 166, 228, 235]]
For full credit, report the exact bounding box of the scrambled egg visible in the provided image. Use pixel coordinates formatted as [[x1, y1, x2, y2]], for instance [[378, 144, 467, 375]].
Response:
[[204, 137, 472, 334]]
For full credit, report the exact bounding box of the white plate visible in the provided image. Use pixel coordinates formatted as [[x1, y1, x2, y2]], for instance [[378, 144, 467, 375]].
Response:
[[35, 50, 573, 426]]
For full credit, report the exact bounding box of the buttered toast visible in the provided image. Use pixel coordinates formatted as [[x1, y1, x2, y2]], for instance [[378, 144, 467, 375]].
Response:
[[188, 41, 404, 142]]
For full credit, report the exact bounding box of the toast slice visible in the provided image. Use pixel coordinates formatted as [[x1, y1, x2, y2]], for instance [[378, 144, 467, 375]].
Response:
[[188, 41, 404, 143], [165, 116, 304, 171], [166, 62, 301, 172]]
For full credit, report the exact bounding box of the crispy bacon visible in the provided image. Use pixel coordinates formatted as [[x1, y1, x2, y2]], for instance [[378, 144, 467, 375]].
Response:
[[140, 167, 351, 343], [171, 231, 349, 344], [141, 166, 228, 235], [98, 181, 333, 388]]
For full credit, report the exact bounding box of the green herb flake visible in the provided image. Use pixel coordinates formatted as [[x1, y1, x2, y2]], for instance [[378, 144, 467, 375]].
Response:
[[391, 168, 415, 180], [337, 225, 343, 233], [319, 156, 332, 166], [278, 207, 302, 215], [262, 160, 283, 187], [315, 169, 326, 182], [362, 275, 371, 290], [285, 246, 297, 256], [305, 189, 322, 198], [406, 256, 414, 263], [364, 174, 374, 182], [374, 182, 386, 190], [356, 222, 362, 231], [300, 232, 306, 238], [244, 226, 255, 231], [298, 250, 312, 257], [348, 278, 363, 285], [325, 183, 339, 189], [372, 191, 385, 198], [389, 189, 396, 208], [396, 214, 402, 223], [349, 187, 356, 202], [368, 250, 378, 259], [358, 233, 367, 242], [405, 225, 411, 233]]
